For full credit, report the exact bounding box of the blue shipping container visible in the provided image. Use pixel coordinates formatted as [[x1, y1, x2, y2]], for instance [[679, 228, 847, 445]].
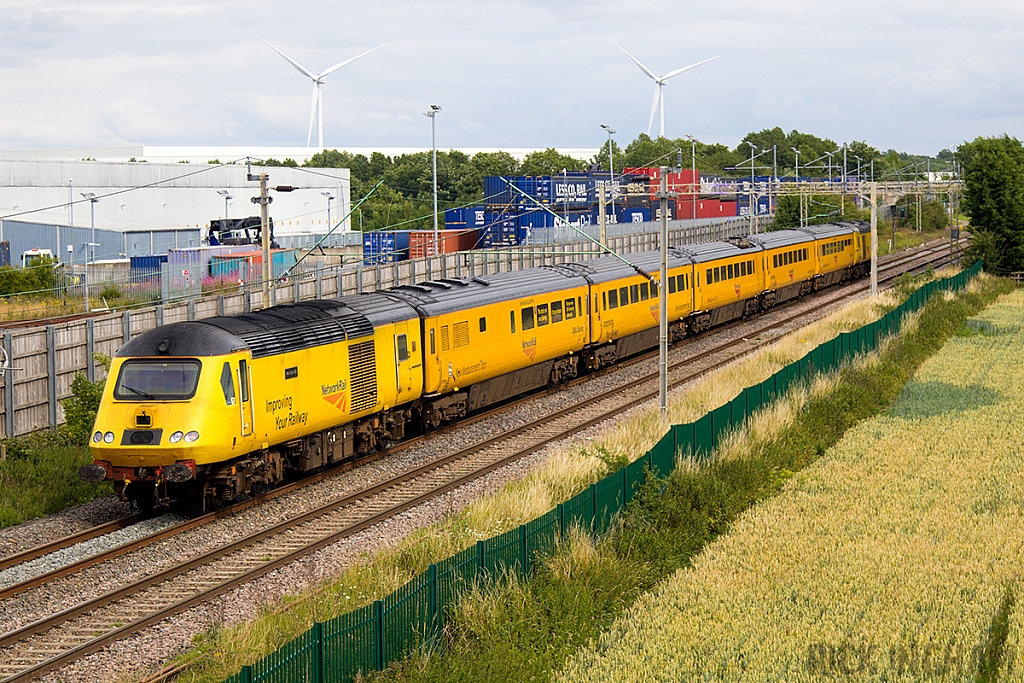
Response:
[[129, 254, 169, 271], [481, 212, 520, 247], [363, 231, 412, 264], [444, 206, 487, 228]]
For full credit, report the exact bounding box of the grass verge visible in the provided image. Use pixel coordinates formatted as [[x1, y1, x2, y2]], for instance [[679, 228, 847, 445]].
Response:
[[359, 273, 1011, 683], [0, 431, 108, 528]]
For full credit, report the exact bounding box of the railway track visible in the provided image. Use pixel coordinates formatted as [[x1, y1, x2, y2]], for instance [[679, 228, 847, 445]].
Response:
[[0, 241, 960, 682]]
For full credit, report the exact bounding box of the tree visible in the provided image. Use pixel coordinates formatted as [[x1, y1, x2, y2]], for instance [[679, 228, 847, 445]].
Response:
[[958, 135, 1024, 274], [520, 148, 587, 176]]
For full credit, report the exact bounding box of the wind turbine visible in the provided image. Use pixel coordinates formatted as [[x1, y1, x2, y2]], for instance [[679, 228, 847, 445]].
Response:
[[611, 40, 721, 139], [259, 37, 384, 148]]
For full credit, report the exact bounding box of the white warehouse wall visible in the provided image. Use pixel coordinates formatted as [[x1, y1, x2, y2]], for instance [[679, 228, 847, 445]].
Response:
[[0, 159, 351, 241]]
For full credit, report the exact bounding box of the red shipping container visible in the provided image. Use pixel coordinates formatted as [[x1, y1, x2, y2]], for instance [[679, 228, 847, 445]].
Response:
[[696, 199, 721, 219], [676, 199, 698, 220], [408, 229, 480, 258], [719, 201, 738, 217]]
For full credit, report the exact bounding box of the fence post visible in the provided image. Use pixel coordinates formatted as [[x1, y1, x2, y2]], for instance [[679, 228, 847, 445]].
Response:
[[557, 502, 565, 537], [46, 326, 57, 427], [3, 332, 12, 439], [519, 524, 527, 576], [187, 300, 195, 321], [239, 665, 254, 683], [122, 310, 131, 344], [86, 319, 95, 382], [293, 278, 301, 303], [357, 266, 363, 294], [476, 539, 485, 584], [315, 266, 323, 299], [155, 304, 164, 327], [590, 483, 597, 533], [311, 621, 323, 683], [428, 562, 438, 641], [374, 599, 384, 671], [244, 289, 252, 313], [216, 295, 225, 317]]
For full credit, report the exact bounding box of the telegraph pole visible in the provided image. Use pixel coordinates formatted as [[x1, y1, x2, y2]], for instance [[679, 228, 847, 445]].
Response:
[[870, 182, 878, 296], [248, 163, 273, 309], [655, 167, 675, 415], [598, 185, 607, 247]]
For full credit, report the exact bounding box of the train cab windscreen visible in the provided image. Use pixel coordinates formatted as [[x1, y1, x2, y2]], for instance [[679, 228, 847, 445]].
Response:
[[114, 360, 202, 400]]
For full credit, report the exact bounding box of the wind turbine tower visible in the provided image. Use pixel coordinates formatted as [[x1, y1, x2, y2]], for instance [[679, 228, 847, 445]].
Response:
[[260, 37, 384, 149], [611, 40, 721, 139]]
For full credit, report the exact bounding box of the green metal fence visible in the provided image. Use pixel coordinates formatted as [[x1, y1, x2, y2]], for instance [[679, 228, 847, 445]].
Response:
[[225, 262, 982, 683]]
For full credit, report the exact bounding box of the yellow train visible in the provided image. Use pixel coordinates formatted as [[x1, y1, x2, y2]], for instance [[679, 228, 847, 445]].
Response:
[[80, 221, 872, 509]]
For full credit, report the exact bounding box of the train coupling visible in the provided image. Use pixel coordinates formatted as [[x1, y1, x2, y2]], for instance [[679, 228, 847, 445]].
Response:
[[78, 462, 110, 482]]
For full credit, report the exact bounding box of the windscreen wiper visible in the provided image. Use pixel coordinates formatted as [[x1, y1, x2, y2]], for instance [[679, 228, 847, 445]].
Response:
[[122, 385, 155, 400]]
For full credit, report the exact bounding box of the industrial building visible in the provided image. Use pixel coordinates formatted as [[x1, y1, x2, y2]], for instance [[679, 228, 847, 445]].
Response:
[[0, 156, 351, 265]]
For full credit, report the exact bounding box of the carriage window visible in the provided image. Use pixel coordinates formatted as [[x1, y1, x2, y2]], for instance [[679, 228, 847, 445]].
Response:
[[551, 301, 563, 323], [728, 263, 735, 279], [521, 307, 535, 330], [715, 268, 722, 283], [239, 360, 249, 402], [668, 277, 677, 294], [608, 289, 619, 309], [565, 298, 576, 319], [537, 304, 549, 326], [773, 254, 778, 268], [630, 285, 639, 304], [479, 317, 486, 333], [651, 280, 658, 297], [397, 334, 409, 362], [640, 282, 649, 300], [220, 363, 235, 406], [602, 291, 607, 311], [804, 248, 808, 260], [677, 274, 686, 291], [509, 311, 515, 334], [430, 328, 436, 353], [707, 268, 713, 284]]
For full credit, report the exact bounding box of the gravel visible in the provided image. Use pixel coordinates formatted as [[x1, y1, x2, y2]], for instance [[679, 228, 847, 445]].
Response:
[[0, 497, 132, 561], [16, 259, 926, 682]]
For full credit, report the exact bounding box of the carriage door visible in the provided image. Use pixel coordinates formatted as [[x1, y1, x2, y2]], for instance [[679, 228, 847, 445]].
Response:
[[393, 323, 413, 396], [238, 359, 253, 437]]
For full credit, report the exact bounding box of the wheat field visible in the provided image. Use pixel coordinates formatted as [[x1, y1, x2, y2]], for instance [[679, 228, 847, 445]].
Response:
[[557, 288, 1024, 683]]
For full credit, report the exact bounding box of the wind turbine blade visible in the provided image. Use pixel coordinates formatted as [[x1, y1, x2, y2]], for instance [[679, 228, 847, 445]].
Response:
[[307, 83, 319, 147], [319, 44, 385, 78], [610, 38, 658, 81], [259, 36, 317, 80], [647, 83, 661, 136], [662, 54, 723, 81], [1019, 103, 1024, 113]]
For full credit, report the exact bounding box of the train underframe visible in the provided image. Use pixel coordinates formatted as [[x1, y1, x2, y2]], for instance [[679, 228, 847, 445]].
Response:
[[105, 263, 870, 511]]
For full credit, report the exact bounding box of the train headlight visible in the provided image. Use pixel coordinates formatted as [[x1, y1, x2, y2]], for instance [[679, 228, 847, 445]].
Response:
[[184, 431, 200, 443], [169, 431, 184, 444], [93, 431, 103, 443], [103, 431, 115, 444]]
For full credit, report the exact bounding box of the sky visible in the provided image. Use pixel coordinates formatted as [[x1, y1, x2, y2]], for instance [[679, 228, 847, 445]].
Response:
[[1, 0, 1023, 157]]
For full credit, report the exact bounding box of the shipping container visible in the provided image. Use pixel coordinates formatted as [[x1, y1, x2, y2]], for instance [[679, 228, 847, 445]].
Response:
[[719, 201, 738, 217], [0, 241, 10, 268], [653, 200, 676, 222], [129, 254, 169, 271], [443, 206, 487, 229], [481, 212, 520, 247], [209, 250, 298, 281], [408, 229, 480, 258], [362, 230, 412, 264], [696, 199, 721, 219]]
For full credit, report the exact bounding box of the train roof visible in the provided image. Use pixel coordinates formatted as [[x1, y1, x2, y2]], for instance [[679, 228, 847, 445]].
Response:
[[747, 229, 814, 250], [119, 297, 420, 359], [580, 251, 693, 285], [385, 264, 591, 316], [671, 237, 761, 264], [799, 222, 861, 239]]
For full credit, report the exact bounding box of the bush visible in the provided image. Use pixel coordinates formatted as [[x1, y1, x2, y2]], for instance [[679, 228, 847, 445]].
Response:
[[60, 353, 110, 447]]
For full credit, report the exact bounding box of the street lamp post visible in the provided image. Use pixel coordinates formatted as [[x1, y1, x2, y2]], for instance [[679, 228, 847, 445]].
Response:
[[746, 142, 757, 231], [423, 104, 441, 254], [686, 134, 697, 219], [322, 191, 335, 229], [826, 151, 835, 184], [217, 190, 233, 219], [600, 124, 616, 218], [792, 147, 800, 181], [80, 193, 98, 311]]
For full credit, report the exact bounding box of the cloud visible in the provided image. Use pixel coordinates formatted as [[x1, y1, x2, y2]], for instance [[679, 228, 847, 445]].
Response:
[[100, 98, 180, 142]]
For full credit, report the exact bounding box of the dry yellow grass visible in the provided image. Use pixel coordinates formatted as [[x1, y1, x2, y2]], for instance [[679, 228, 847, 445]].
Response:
[[556, 287, 1024, 683]]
